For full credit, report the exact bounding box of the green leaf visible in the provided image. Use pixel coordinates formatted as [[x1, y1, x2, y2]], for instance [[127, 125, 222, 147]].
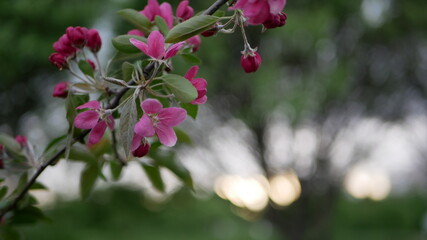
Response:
[[80, 163, 98, 199], [141, 163, 165, 192], [180, 53, 202, 65], [119, 95, 138, 157], [78, 60, 94, 78], [30, 182, 47, 190], [0, 186, 8, 200], [12, 173, 28, 196], [43, 135, 67, 154], [154, 16, 169, 36], [68, 144, 97, 163], [213, 10, 225, 17], [9, 206, 47, 225], [180, 103, 198, 119], [112, 35, 146, 54], [174, 128, 192, 144], [110, 160, 123, 181], [122, 62, 134, 82], [0, 134, 23, 157], [117, 9, 151, 34], [165, 15, 219, 43], [160, 74, 197, 103], [0, 226, 22, 240]]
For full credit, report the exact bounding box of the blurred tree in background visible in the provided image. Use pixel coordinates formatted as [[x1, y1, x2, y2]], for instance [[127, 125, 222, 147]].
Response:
[[2, 0, 427, 239]]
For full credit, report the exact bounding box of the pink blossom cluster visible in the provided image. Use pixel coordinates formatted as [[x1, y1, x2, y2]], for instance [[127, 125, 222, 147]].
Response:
[[231, 0, 287, 27]]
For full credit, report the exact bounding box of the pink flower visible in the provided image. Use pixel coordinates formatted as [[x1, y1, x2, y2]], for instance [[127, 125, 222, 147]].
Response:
[[263, 12, 287, 29], [130, 30, 183, 60], [176, 0, 194, 21], [52, 82, 69, 98], [49, 53, 68, 70], [74, 101, 115, 145], [184, 66, 207, 104], [53, 34, 76, 57], [128, 29, 145, 37], [15, 135, 27, 147], [186, 35, 201, 52], [132, 99, 187, 148], [86, 29, 102, 52], [231, 0, 287, 25], [132, 141, 151, 158], [140, 0, 174, 28], [241, 50, 262, 73], [66, 26, 88, 48]]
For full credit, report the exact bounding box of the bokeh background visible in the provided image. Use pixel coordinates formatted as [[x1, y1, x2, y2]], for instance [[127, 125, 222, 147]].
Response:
[[2, 0, 427, 239]]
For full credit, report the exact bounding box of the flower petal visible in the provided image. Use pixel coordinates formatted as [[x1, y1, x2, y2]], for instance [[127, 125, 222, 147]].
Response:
[[147, 30, 165, 59], [88, 121, 107, 145], [155, 123, 177, 147], [164, 42, 183, 59], [159, 2, 174, 28], [131, 133, 143, 151], [184, 65, 199, 80], [191, 95, 207, 105], [268, 0, 286, 14], [134, 115, 155, 137], [158, 107, 187, 127], [190, 77, 207, 90], [76, 100, 100, 110], [129, 38, 149, 56], [141, 98, 163, 114], [74, 110, 99, 129]]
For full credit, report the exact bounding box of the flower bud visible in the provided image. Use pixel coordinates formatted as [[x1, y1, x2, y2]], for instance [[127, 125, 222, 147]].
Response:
[[240, 50, 262, 73], [176, 0, 194, 21], [66, 26, 88, 48], [201, 27, 218, 37], [86, 29, 102, 52], [127, 29, 145, 37], [53, 34, 76, 57], [15, 135, 27, 147], [87, 59, 96, 70], [263, 12, 287, 29], [132, 142, 150, 158], [49, 53, 68, 70], [52, 82, 69, 98], [186, 35, 201, 52]]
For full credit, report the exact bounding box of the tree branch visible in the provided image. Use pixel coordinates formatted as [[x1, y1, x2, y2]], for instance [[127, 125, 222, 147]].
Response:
[[0, 0, 230, 218]]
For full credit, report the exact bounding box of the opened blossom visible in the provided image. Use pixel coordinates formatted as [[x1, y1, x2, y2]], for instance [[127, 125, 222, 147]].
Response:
[[131, 99, 186, 148], [176, 0, 194, 21], [184, 66, 207, 104], [231, 0, 287, 25], [74, 101, 115, 145], [130, 31, 183, 60], [140, 0, 174, 28]]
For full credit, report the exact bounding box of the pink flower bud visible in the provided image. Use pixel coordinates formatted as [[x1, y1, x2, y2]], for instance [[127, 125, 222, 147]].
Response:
[[132, 142, 150, 158], [53, 34, 76, 57], [186, 35, 201, 52], [241, 50, 262, 73], [263, 12, 287, 29], [66, 26, 88, 48], [127, 29, 145, 37], [86, 29, 102, 52], [201, 27, 218, 37], [49, 53, 68, 70], [176, 0, 194, 21], [87, 59, 96, 70], [15, 135, 27, 147], [52, 82, 69, 98]]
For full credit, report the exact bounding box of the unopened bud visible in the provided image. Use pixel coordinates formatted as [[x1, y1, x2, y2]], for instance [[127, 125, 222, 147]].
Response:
[[241, 50, 262, 73], [52, 82, 69, 98], [201, 24, 219, 37], [66, 26, 88, 48], [186, 35, 201, 52], [132, 142, 150, 158], [86, 29, 102, 52], [263, 12, 287, 29], [49, 53, 68, 70], [87, 59, 96, 70], [15, 135, 27, 147], [53, 34, 76, 57]]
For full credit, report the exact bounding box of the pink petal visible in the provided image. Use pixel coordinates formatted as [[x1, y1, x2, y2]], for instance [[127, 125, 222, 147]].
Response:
[[246, 2, 270, 25], [74, 110, 99, 129], [147, 31, 165, 59], [191, 95, 207, 105], [76, 100, 100, 110], [141, 98, 163, 114], [164, 42, 184, 59], [268, 0, 286, 14], [159, 2, 174, 28], [158, 107, 187, 127], [141, 0, 161, 21], [130, 38, 149, 56], [155, 123, 177, 147], [190, 77, 207, 90], [131, 133, 143, 151], [88, 121, 107, 145], [176, 1, 189, 17], [184, 65, 199, 80], [128, 29, 145, 37], [134, 115, 155, 137], [107, 115, 115, 130]]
